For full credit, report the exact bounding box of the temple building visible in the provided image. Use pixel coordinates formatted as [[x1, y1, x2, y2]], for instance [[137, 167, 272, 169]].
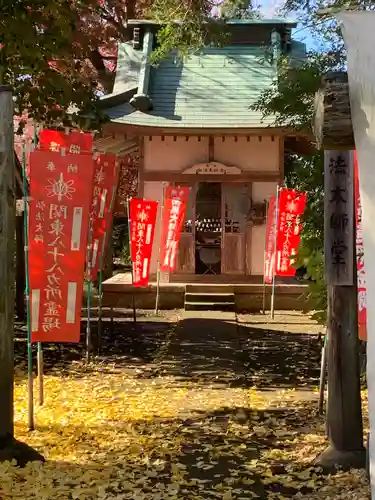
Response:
[[99, 18, 308, 309]]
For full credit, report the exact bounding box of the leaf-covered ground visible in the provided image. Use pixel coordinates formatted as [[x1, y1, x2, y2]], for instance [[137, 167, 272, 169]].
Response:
[[1, 311, 370, 499]]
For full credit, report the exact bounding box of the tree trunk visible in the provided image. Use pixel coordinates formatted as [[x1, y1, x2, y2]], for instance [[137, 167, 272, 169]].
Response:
[[314, 72, 355, 150], [15, 214, 25, 321], [0, 86, 43, 465]]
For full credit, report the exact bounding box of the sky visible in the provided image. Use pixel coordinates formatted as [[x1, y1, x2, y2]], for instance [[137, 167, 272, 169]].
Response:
[[293, 25, 317, 50], [210, 0, 318, 50], [255, 0, 317, 50]]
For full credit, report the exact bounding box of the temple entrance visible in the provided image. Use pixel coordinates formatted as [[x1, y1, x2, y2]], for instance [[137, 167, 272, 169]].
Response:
[[221, 183, 250, 274], [195, 182, 222, 274], [174, 180, 252, 278]]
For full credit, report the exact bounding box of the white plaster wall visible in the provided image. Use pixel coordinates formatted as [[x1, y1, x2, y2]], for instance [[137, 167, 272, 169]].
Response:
[[143, 135, 280, 173], [144, 136, 209, 172], [143, 181, 165, 275], [251, 182, 278, 274], [214, 136, 280, 172]]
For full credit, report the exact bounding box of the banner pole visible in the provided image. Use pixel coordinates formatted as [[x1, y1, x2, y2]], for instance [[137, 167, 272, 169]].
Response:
[[97, 166, 118, 347], [97, 248, 104, 351], [37, 342, 44, 406], [126, 197, 136, 325], [86, 226, 93, 363], [155, 183, 166, 316], [155, 266, 161, 316], [22, 145, 34, 430], [262, 197, 269, 315], [270, 185, 280, 320], [32, 129, 44, 407], [86, 278, 92, 362], [318, 331, 328, 414]]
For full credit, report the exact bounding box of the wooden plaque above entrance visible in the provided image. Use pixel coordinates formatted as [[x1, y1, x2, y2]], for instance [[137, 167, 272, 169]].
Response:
[[183, 162, 242, 175]]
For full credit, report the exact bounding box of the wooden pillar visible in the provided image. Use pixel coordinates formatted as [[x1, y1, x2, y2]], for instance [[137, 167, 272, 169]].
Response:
[[0, 85, 15, 445], [316, 150, 365, 469], [208, 136, 214, 162], [314, 73, 354, 150]]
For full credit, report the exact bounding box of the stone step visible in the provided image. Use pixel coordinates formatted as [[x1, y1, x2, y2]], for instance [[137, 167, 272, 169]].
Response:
[[186, 284, 235, 294], [184, 301, 235, 312], [185, 292, 235, 303]]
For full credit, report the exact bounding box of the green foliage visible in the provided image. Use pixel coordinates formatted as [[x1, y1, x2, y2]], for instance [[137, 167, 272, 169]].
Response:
[[0, 1, 111, 125], [148, 0, 260, 64], [251, 0, 368, 323], [147, 0, 222, 64], [252, 51, 339, 131], [0, 0, 131, 127], [112, 217, 131, 265], [219, 0, 262, 20], [285, 153, 327, 323]]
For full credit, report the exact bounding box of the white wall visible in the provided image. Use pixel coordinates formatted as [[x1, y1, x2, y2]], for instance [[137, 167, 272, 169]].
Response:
[[143, 181, 165, 274], [338, 13, 375, 496], [144, 136, 209, 172], [143, 135, 280, 173], [250, 182, 278, 274]]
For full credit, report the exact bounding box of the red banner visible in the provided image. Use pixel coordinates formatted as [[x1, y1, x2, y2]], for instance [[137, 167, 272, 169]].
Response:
[[88, 153, 119, 280], [129, 198, 158, 287], [159, 186, 190, 272], [354, 152, 367, 340], [29, 150, 95, 343], [38, 129, 93, 154], [264, 195, 277, 284], [276, 189, 307, 276]]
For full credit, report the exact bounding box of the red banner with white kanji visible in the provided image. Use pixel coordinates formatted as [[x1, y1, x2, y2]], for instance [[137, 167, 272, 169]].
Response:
[[159, 186, 190, 272], [129, 198, 158, 287], [28, 150, 95, 343], [264, 195, 277, 284], [354, 151, 367, 340], [276, 189, 307, 277], [88, 153, 119, 280], [38, 129, 93, 154]]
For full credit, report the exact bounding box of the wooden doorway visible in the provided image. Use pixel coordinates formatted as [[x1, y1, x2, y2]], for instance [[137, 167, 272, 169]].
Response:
[[175, 183, 196, 274], [195, 182, 222, 275], [221, 183, 251, 274], [174, 181, 252, 278]]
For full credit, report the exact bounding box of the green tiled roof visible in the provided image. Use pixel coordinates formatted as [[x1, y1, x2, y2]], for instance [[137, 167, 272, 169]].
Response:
[[127, 18, 297, 27], [105, 42, 305, 129]]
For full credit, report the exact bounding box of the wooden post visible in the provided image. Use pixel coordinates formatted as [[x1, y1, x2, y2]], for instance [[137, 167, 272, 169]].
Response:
[[316, 150, 365, 470], [270, 186, 280, 320], [324, 150, 354, 286], [0, 85, 15, 446], [155, 183, 166, 316], [0, 86, 44, 464], [314, 73, 354, 150]]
